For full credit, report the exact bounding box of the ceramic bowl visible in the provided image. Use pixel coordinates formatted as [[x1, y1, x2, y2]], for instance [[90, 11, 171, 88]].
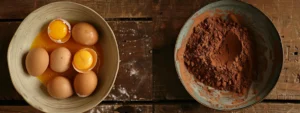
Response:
[[7, 2, 119, 113], [174, 0, 283, 110]]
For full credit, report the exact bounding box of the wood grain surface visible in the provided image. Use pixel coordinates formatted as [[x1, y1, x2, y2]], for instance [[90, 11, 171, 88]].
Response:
[[1, 0, 300, 112], [106, 21, 153, 101], [0, 0, 152, 19]]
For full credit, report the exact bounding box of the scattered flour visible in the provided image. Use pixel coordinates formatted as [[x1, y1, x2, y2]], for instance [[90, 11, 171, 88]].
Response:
[[136, 107, 142, 112], [111, 94, 117, 100], [130, 68, 139, 76], [89, 108, 100, 113], [118, 85, 130, 97]]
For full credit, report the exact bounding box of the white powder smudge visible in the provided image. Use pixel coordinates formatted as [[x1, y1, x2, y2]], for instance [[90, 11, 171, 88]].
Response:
[[118, 85, 130, 97], [131, 33, 137, 37], [92, 106, 111, 113], [143, 35, 149, 38], [136, 107, 142, 112], [119, 28, 126, 33], [89, 108, 95, 113], [133, 95, 137, 99], [130, 68, 139, 76], [111, 94, 117, 100], [129, 52, 132, 55], [178, 109, 183, 113], [129, 28, 137, 34], [123, 60, 139, 77]]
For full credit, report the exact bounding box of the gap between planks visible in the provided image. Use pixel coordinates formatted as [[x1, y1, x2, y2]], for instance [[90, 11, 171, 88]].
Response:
[[1, 100, 300, 106], [0, 18, 153, 22]]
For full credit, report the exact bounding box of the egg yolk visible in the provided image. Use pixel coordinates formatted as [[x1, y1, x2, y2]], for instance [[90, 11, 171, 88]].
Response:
[[73, 50, 93, 70], [48, 20, 68, 40]]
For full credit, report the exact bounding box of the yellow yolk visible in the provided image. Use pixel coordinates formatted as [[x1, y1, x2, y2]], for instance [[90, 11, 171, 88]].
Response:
[[73, 50, 93, 70], [48, 20, 68, 40]]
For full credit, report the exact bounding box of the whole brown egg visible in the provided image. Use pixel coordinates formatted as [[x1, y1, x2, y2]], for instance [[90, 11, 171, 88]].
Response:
[[72, 22, 98, 46], [47, 76, 73, 99], [25, 48, 49, 76], [50, 47, 71, 73], [74, 71, 98, 97]]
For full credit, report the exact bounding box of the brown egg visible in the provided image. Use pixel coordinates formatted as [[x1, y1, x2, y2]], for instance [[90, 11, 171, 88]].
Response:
[[72, 22, 98, 46], [26, 48, 49, 76], [50, 47, 71, 73], [47, 76, 73, 99], [74, 71, 98, 97]]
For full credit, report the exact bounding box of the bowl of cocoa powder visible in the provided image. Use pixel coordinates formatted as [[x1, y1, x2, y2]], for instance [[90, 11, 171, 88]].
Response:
[[175, 0, 283, 110]]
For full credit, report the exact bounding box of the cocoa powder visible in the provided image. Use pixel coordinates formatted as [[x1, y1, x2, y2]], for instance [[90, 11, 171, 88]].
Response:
[[183, 16, 254, 94]]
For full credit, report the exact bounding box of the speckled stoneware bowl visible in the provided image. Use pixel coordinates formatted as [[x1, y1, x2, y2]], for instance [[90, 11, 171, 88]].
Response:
[[175, 0, 283, 110], [7, 2, 119, 113]]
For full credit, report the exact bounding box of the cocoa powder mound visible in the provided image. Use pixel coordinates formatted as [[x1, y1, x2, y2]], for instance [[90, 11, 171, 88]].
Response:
[[184, 16, 254, 94]]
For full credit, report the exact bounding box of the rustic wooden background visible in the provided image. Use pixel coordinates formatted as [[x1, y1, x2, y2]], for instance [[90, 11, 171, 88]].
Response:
[[0, 0, 300, 112]]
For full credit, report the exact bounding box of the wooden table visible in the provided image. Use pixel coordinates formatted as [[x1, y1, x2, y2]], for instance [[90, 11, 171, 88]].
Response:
[[0, 0, 300, 112]]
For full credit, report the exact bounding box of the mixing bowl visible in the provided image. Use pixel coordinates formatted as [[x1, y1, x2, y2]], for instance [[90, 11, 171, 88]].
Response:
[[174, 0, 283, 110], [7, 2, 119, 113]]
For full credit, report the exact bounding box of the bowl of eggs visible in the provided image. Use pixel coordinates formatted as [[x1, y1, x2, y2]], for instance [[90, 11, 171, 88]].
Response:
[[7, 1, 119, 113]]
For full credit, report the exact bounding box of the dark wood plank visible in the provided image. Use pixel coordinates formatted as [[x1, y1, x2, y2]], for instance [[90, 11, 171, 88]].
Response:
[[152, 0, 300, 100], [0, 22, 23, 100], [0, 106, 41, 113], [241, 0, 300, 100], [154, 103, 300, 113], [1, 103, 300, 113], [0, 21, 152, 101], [85, 104, 152, 113], [0, 104, 152, 113], [0, 0, 151, 19], [105, 21, 152, 101], [153, 45, 191, 100]]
